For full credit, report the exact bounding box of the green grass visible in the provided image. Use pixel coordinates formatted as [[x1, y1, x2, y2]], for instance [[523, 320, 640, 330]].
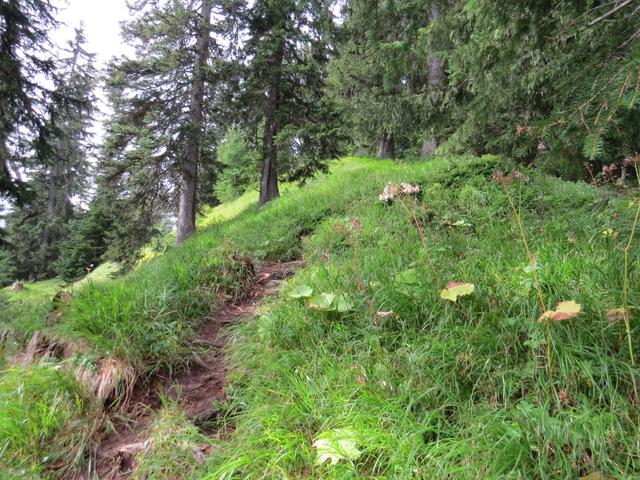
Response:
[[0, 363, 96, 477], [200, 157, 640, 478], [0, 263, 119, 355], [133, 399, 211, 480], [1, 279, 65, 304], [3, 155, 640, 478]]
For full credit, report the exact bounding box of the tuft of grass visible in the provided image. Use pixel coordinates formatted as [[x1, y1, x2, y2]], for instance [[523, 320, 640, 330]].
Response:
[[0, 363, 96, 476], [133, 399, 211, 480]]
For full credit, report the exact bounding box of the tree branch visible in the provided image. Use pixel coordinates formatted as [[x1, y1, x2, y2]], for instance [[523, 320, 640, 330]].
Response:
[[588, 0, 635, 26]]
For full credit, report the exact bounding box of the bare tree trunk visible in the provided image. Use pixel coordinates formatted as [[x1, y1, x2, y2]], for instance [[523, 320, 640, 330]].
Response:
[[258, 42, 284, 207], [42, 159, 61, 248], [427, 2, 445, 90], [420, 139, 439, 157], [421, 2, 446, 157], [378, 133, 395, 159], [258, 83, 280, 206], [176, 0, 213, 245]]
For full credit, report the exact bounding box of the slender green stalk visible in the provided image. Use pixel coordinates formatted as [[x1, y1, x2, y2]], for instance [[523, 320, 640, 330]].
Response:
[[622, 164, 640, 399], [503, 185, 553, 377], [399, 198, 442, 290]]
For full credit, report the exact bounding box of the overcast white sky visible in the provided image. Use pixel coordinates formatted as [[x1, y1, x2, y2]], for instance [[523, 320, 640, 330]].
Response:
[[52, 0, 130, 66], [50, 0, 132, 142]]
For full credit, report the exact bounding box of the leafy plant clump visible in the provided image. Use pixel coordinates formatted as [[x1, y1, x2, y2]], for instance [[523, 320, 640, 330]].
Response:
[[0, 364, 96, 476]]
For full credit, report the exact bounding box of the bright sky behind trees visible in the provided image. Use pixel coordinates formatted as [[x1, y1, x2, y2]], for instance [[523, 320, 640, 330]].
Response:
[[53, 0, 129, 66]]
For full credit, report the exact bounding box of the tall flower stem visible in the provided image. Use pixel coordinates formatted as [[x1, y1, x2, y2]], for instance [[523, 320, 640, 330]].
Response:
[[503, 185, 553, 376], [399, 199, 442, 290], [622, 164, 640, 400]]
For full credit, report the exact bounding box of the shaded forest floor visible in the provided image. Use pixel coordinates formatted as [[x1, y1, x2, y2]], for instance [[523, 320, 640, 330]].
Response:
[[2, 156, 640, 479]]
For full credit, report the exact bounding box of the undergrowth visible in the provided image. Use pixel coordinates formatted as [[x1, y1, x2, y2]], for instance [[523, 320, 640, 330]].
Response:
[[202, 157, 640, 478], [133, 399, 211, 480], [0, 363, 96, 477], [2, 156, 640, 478]]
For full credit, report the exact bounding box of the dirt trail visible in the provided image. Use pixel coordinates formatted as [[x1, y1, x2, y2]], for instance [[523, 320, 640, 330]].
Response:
[[88, 260, 303, 480]]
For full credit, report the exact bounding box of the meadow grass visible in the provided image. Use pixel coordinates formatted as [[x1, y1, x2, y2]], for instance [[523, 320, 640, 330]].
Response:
[[2, 156, 640, 478], [1, 279, 65, 304], [200, 157, 640, 478], [132, 399, 211, 480], [0, 363, 97, 477]]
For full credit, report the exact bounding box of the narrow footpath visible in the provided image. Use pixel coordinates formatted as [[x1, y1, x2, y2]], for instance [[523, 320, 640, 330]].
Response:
[[86, 261, 303, 479]]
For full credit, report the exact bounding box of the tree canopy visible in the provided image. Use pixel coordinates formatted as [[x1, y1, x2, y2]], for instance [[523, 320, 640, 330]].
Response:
[[1, 0, 639, 281]]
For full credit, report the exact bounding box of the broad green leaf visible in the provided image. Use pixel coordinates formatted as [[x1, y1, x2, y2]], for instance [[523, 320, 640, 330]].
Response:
[[313, 428, 362, 465], [440, 282, 475, 302], [539, 300, 581, 322], [334, 294, 354, 312], [394, 268, 421, 296], [288, 285, 314, 299], [394, 268, 419, 286], [308, 293, 336, 311]]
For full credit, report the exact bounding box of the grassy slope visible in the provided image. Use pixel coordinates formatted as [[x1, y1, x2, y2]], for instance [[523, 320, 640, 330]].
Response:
[[201, 157, 640, 479], [2, 156, 640, 478]]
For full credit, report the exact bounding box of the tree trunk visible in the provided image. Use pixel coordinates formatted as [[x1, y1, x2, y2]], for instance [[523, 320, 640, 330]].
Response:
[[421, 2, 446, 157], [258, 88, 280, 206], [176, 0, 212, 245], [378, 133, 395, 159], [42, 158, 62, 248], [258, 42, 284, 207], [427, 3, 445, 90], [420, 139, 439, 157]]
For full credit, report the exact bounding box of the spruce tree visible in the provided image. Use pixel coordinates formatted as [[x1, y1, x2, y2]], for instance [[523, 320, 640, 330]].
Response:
[[2, 27, 96, 279], [102, 0, 237, 246], [244, 0, 340, 205], [0, 0, 58, 200]]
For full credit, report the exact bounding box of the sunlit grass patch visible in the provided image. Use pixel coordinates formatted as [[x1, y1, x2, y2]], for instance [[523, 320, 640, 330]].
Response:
[[0, 363, 96, 476], [133, 400, 211, 480]]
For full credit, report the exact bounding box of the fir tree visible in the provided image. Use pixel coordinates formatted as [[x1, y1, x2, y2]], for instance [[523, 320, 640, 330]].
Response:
[[2, 26, 96, 279], [0, 0, 58, 200], [243, 0, 340, 205]]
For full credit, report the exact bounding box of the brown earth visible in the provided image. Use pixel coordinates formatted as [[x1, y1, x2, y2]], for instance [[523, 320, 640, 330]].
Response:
[[70, 260, 303, 480]]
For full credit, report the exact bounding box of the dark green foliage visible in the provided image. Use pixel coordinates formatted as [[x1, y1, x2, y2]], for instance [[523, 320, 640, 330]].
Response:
[[53, 197, 116, 281], [214, 128, 260, 202], [0, 250, 13, 286], [242, 0, 342, 203], [442, 0, 640, 167], [1, 27, 96, 280], [328, 0, 640, 171], [328, 0, 433, 157], [0, 0, 58, 200]]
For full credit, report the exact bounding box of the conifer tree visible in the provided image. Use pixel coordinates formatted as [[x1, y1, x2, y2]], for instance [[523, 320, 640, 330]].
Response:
[[2, 26, 96, 279], [244, 0, 340, 205], [0, 0, 58, 200], [103, 0, 227, 246]]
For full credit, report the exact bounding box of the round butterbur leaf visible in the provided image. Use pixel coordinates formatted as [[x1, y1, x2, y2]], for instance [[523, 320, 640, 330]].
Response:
[[440, 282, 475, 302], [539, 300, 582, 322], [289, 285, 314, 299]]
